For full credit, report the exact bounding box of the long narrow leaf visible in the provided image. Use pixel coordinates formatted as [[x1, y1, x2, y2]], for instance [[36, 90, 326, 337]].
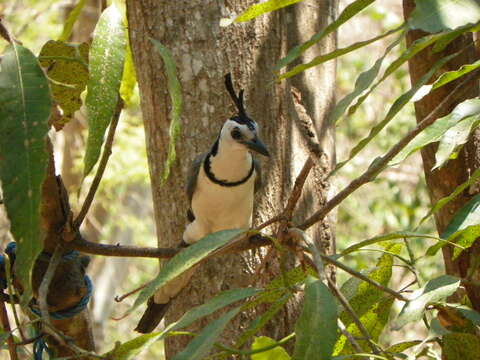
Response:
[[0, 43, 51, 302], [120, 39, 137, 107], [235, 0, 303, 23], [341, 231, 443, 256], [334, 51, 457, 174], [172, 307, 240, 360], [279, 26, 401, 81], [104, 288, 258, 359], [293, 276, 337, 360], [329, 33, 404, 125], [391, 98, 480, 165], [150, 39, 183, 184], [127, 229, 244, 315], [434, 115, 480, 169], [58, 0, 87, 41], [276, 0, 375, 70], [84, 4, 126, 176]]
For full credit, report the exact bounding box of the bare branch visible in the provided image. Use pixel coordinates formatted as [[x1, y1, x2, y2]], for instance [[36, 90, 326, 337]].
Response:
[[0, 296, 18, 360], [298, 70, 480, 231], [74, 97, 124, 229]]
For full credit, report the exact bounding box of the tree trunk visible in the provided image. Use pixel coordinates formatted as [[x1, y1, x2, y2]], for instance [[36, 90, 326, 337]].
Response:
[[127, 0, 337, 357], [403, 1, 480, 308]]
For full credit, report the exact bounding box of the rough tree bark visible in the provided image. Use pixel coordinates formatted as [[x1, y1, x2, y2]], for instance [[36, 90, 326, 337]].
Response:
[[403, 0, 480, 308], [127, 0, 337, 357]]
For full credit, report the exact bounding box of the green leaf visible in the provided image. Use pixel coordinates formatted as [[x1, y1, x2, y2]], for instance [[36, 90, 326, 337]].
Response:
[[104, 288, 258, 359], [393, 275, 461, 329], [408, 0, 480, 33], [431, 59, 480, 90], [329, 33, 404, 125], [84, 4, 126, 176], [418, 168, 480, 229], [127, 229, 244, 315], [434, 115, 480, 169], [58, 0, 87, 41], [426, 194, 480, 257], [279, 26, 401, 81], [391, 98, 480, 164], [334, 51, 458, 173], [276, 0, 375, 70], [347, 31, 450, 118], [293, 276, 337, 360], [38, 40, 89, 125], [150, 39, 183, 184], [172, 307, 240, 360], [103, 332, 164, 360], [237, 293, 292, 348], [234, 0, 303, 23], [0, 43, 51, 302], [443, 332, 480, 360], [385, 340, 422, 354], [119, 39, 137, 107], [341, 231, 443, 256], [251, 336, 291, 360]]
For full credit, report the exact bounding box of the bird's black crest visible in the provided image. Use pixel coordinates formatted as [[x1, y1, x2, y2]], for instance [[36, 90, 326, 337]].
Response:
[[224, 73, 256, 131]]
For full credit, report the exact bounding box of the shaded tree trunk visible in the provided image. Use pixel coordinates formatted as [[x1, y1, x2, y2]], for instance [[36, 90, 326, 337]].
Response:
[[403, 1, 480, 308], [127, 0, 337, 357]]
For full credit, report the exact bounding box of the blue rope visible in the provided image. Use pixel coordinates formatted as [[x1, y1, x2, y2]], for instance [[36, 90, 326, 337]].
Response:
[[0, 242, 93, 360]]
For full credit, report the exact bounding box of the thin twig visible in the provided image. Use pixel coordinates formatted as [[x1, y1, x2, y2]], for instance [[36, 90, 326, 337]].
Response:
[[13, 334, 42, 346], [327, 276, 380, 355], [114, 282, 148, 303], [319, 252, 409, 302], [4, 255, 25, 341], [0, 18, 12, 43], [255, 215, 285, 231], [38, 245, 65, 345], [284, 157, 314, 220], [0, 296, 18, 360], [74, 97, 124, 229], [338, 319, 363, 353], [298, 70, 480, 231]]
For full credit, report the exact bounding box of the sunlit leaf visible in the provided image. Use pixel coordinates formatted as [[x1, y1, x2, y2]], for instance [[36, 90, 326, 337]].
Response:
[[104, 288, 258, 359], [127, 229, 244, 315], [276, 0, 375, 70], [393, 275, 460, 329], [59, 0, 87, 41], [0, 43, 51, 302], [426, 194, 480, 257], [443, 332, 480, 360], [434, 115, 480, 169], [391, 98, 480, 164], [408, 0, 480, 33], [341, 231, 442, 256], [234, 0, 303, 23], [329, 33, 404, 125], [279, 26, 401, 81], [120, 39, 137, 107], [251, 336, 291, 360], [172, 307, 240, 360], [293, 276, 337, 360], [150, 38, 183, 184], [386, 340, 422, 354], [334, 52, 457, 173], [84, 4, 126, 176], [38, 40, 89, 126]]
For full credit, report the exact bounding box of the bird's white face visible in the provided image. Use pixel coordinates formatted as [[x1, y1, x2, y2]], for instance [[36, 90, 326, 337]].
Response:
[[219, 118, 269, 156]]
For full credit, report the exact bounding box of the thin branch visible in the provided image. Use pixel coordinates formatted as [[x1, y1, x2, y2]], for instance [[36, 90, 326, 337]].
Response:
[[327, 276, 380, 355], [4, 255, 25, 341], [73, 97, 124, 229], [298, 70, 480, 231], [0, 296, 18, 360], [0, 18, 12, 43], [338, 319, 363, 353], [114, 282, 148, 303], [255, 215, 285, 231], [38, 245, 65, 345], [319, 251, 409, 302], [284, 157, 314, 220]]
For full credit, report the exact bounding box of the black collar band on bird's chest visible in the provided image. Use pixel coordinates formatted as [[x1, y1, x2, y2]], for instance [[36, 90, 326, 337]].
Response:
[[203, 153, 254, 187]]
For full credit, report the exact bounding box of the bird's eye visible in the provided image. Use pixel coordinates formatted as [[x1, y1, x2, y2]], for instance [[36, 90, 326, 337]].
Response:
[[231, 128, 242, 140]]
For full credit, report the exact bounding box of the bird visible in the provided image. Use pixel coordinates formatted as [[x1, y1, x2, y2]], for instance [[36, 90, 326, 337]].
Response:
[[135, 73, 270, 333]]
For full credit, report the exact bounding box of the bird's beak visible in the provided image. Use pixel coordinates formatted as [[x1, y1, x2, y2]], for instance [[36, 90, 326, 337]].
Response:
[[244, 135, 270, 157]]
